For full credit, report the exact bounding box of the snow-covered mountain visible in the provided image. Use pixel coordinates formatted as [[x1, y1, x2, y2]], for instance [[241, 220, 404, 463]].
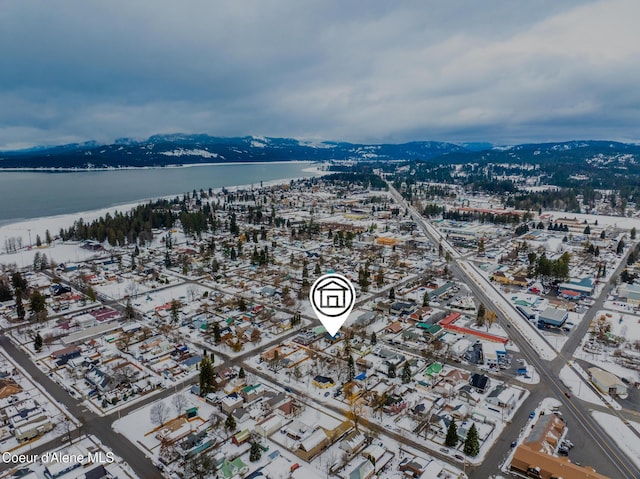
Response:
[[0, 135, 467, 168]]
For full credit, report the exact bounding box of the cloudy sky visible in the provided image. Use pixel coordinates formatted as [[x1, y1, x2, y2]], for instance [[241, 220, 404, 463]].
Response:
[[1, 0, 639, 149]]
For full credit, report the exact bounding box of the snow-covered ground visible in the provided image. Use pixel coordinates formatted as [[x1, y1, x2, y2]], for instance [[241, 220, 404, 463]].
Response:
[[558, 364, 609, 407], [592, 411, 640, 469]]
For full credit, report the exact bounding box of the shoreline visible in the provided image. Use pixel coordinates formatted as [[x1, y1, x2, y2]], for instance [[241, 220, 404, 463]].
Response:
[[0, 159, 324, 173], [0, 166, 327, 254]]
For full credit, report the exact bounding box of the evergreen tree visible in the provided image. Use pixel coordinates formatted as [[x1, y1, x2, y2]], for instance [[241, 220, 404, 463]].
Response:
[[0, 281, 11, 302], [314, 263, 321, 275], [34, 332, 43, 352], [401, 362, 412, 383], [213, 322, 221, 343], [225, 412, 236, 434], [617, 239, 625, 255], [632, 227, 637, 240], [422, 291, 430, 307], [238, 367, 246, 379], [463, 423, 480, 457], [170, 299, 181, 324], [199, 355, 216, 395], [238, 297, 247, 311], [87, 286, 96, 302], [389, 287, 395, 300], [370, 331, 377, 345], [583, 225, 591, 235], [387, 362, 396, 379], [249, 442, 262, 462], [125, 298, 136, 320], [445, 419, 459, 447], [15, 289, 25, 320], [347, 355, 355, 382], [476, 303, 486, 326], [229, 213, 239, 236], [11, 272, 27, 291], [29, 291, 47, 321]]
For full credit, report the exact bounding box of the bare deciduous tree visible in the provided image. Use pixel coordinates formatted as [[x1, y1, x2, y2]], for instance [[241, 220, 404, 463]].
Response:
[[150, 401, 170, 427], [172, 393, 188, 417]]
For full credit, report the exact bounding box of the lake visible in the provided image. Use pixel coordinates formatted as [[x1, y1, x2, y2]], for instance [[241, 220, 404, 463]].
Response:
[[0, 162, 321, 225]]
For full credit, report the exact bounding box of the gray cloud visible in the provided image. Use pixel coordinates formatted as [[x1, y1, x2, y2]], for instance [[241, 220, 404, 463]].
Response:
[[1, 0, 638, 149]]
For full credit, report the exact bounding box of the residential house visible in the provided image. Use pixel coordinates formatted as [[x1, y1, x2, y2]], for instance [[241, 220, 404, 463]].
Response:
[[399, 457, 429, 477], [383, 394, 407, 415], [85, 366, 119, 392], [312, 375, 335, 389], [255, 415, 282, 438], [51, 346, 81, 366], [241, 383, 265, 403], [470, 373, 490, 393], [232, 407, 250, 426], [296, 427, 330, 461], [277, 399, 302, 419], [348, 460, 375, 479], [219, 458, 248, 479], [442, 369, 470, 387], [220, 393, 243, 414], [424, 362, 443, 378], [417, 323, 444, 342], [231, 429, 251, 446], [486, 384, 517, 411], [339, 430, 366, 454], [362, 444, 386, 464], [385, 321, 403, 335], [390, 301, 417, 316]]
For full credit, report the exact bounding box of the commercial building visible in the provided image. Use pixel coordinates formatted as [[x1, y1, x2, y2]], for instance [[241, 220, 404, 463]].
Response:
[[537, 307, 568, 329], [588, 367, 628, 399]]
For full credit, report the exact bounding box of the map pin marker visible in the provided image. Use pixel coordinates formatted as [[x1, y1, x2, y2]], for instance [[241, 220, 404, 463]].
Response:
[[309, 273, 356, 337]]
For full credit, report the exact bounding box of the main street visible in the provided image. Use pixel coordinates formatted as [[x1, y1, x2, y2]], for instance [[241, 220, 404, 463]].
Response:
[[386, 181, 640, 479]]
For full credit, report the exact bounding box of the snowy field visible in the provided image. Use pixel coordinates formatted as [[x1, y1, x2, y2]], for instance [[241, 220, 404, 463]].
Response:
[[558, 364, 609, 407], [592, 411, 640, 469]]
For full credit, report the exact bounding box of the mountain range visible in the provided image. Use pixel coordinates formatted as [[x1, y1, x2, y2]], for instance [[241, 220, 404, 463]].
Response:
[[1, 134, 639, 169]]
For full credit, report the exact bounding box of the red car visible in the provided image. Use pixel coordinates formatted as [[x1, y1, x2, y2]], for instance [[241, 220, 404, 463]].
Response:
[[564, 392, 571, 399]]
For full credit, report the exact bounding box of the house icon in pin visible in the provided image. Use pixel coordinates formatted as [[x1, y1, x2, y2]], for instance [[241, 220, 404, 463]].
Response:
[[316, 279, 349, 308]]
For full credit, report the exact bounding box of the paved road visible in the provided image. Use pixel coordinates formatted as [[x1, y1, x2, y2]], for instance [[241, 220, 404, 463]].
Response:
[[386, 182, 640, 479]]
